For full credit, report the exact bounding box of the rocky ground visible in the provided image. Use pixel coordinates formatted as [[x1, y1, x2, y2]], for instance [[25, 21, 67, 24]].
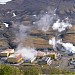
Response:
[[0, 0, 75, 22], [0, 0, 75, 50]]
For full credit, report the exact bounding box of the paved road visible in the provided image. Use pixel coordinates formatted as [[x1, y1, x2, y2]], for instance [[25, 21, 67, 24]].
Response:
[[59, 57, 69, 69]]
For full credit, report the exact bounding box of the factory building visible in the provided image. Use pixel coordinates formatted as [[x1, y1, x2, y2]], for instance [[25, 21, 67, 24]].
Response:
[[46, 52, 57, 59], [0, 50, 9, 57], [0, 49, 14, 57], [7, 53, 22, 64], [36, 51, 46, 58]]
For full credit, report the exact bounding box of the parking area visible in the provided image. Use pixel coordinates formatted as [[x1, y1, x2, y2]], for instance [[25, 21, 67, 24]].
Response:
[[50, 53, 75, 72]]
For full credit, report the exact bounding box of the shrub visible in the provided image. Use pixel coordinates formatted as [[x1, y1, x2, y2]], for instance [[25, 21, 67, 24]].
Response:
[[0, 64, 22, 75]]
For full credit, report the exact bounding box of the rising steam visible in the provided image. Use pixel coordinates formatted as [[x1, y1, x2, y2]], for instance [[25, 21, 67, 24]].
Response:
[[16, 47, 37, 61], [49, 37, 75, 53], [52, 18, 72, 32], [49, 37, 62, 50], [61, 43, 75, 53], [35, 9, 57, 32], [12, 22, 31, 45], [17, 25, 30, 40], [49, 17, 74, 53], [12, 21, 37, 61]]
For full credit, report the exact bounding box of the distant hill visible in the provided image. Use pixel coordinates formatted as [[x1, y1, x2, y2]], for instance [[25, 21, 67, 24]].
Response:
[[0, 0, 75, 13], [0, 0, 75, 22]]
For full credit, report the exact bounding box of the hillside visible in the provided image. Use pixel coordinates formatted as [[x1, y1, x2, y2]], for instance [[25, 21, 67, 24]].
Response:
[[0, 0, 75, 22]]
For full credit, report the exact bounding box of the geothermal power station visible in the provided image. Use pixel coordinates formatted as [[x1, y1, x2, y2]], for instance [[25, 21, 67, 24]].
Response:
[[0, 0, 75, 72]]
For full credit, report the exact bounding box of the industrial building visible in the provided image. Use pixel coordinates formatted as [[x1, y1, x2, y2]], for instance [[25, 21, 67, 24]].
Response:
[[36, 51, 46, 58], [46, 52, 57, 59], [0, 49, 14, 57], [7, 53, 22, 64], [0, 50, 9, 57]]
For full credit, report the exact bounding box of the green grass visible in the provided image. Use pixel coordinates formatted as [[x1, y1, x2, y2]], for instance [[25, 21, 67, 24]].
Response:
[[0, 64, 75, 75]]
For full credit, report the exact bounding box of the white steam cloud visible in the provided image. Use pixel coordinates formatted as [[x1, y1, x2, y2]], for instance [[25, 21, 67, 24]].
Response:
[[49, 37, 75, 53], [16, 47, 37, 61], [49, 37, 62, 50], [13, 23, 37, 61], [14, 24, 31, 43], [61, 43, 75, 53], [52, 18, 72, 32], [35, 9, 57, 32], [18, 25, 30, 40]]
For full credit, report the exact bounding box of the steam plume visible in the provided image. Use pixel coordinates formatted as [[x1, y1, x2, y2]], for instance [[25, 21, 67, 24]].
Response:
[[49, 37, 75, 53], [52, 18, 72, 32], [61, 43, 75, 53], [35, 9, 57, 32], [49, 37, 62, 50], [12, 21, 37, 61], [16, 47, 37, 61]]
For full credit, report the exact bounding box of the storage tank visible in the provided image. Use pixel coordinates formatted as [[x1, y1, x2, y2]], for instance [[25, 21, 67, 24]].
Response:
[[7, 53, 22, 64]]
